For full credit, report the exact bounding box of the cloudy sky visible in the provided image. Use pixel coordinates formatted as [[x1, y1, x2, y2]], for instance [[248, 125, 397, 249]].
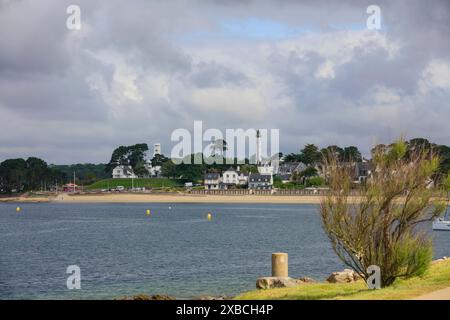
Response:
[[0, 0, 449, 164]]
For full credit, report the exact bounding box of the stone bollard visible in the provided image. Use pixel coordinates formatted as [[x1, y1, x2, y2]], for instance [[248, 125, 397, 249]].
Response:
[[272, 252, 288, 277]]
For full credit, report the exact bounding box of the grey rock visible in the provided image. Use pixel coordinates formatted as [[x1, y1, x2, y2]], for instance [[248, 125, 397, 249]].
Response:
[[432, 256, 449, 264], [326, 269, 362, 283], [298, 277, 315, 283], [118, 294, 176, 300], [256, 277, 311, 289], [193, 295, 231, 300]]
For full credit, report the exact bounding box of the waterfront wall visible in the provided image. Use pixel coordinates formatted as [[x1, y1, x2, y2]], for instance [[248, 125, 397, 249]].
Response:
[[189, 189, 361, 196]]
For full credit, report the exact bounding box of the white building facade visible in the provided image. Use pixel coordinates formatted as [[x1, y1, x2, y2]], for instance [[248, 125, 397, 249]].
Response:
[[222, 168, 248, 185], [112, 165, 137, 179], [153, 143, 161, 157]]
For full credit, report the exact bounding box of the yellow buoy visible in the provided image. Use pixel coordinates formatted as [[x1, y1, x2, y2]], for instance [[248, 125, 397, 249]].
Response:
[[207, 212, 212, 221], [16, 207, 21, 213], [146, 209, 151, 215]]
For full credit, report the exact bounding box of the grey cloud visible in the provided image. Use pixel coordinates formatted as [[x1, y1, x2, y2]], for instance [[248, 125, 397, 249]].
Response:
[[0, 0, 449, 163], [331, 45, 427, 99], [0, 73, 109, 121], [183, 61, 248, 88], [0, 1, 70, 75]]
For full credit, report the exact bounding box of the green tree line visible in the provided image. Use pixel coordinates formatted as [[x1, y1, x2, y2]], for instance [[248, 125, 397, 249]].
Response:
[[283, 138, 449, 182], [2, 137, 448, 193], [0, 157, 65, 194], [51, 163, 109, 186]]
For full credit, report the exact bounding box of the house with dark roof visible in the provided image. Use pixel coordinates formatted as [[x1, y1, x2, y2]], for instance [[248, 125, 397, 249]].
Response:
[[316, 160, 373, 184], [204, 173, 221, 190], [248, 173, 273, 190], [354, 161, 373, 183], [276, 161, 307, 182], [276, 174, 292, 184], [278, 162, 307, 175]]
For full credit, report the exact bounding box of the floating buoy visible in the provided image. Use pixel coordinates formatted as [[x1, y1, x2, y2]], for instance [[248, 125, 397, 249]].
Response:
[[207, 212, 212, 221], [168, 206, 172, 210], [146, 209, 151, 215], [16, 207, 21, 213]]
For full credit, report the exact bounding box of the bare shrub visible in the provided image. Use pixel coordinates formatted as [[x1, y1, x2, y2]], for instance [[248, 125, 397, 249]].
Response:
[[320, 140, 447, 287]]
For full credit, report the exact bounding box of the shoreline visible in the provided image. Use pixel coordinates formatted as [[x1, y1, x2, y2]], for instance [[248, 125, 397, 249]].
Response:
[[0, 193, 326, 204], [121, 258, 450, 300], [1, 193, 448, 205], [0, 192, 328, 204], [57, 193, 328, 204]]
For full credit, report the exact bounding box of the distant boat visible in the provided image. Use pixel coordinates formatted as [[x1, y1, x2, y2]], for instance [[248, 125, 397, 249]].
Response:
[[433, 203, 450, 231], [433, 218, 450, 231]]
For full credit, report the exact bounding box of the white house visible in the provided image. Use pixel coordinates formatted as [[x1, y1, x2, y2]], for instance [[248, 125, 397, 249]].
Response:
[[204, 167, 251, 190], [237, 172, 249, 186], [144, 160, 162, 177], [257, 160, 279, 175], [150, 165, 162, 177], [222, 167, 248, 185], [112, 165, 137, 179]]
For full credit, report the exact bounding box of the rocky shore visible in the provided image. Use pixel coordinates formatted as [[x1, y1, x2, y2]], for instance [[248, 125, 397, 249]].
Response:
[[119, 257, 450, 300], [256, 257, 449, 290], [117, 294, 234, 300]]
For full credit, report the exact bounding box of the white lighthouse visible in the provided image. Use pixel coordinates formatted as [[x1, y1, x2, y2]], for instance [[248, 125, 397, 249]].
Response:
[[256, 130, 279, 175], [256, 130, 262, 165], [153, 143, 161, 157]]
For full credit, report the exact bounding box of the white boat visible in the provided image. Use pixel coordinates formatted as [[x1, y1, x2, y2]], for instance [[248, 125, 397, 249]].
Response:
[[433, 218, 450, 231]]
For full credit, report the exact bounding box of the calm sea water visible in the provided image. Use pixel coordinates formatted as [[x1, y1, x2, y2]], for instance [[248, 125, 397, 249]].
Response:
[[0, 203, 449, 300]]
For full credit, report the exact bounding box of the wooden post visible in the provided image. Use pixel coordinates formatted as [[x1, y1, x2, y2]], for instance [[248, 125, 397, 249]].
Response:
[[272, 252, 288, 277]]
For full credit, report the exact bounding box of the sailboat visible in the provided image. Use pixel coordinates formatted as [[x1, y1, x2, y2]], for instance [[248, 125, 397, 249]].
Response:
[[433, 205, 450, 231]]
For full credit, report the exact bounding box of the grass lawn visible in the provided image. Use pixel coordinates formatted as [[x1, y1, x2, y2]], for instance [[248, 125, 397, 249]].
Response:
[[87, 178, 183, 190], [235, 259, 450, 300]]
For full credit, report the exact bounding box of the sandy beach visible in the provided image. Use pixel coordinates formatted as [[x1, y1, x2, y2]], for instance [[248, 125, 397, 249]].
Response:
[[2, 193, 326, 204], [2, 193, 448, 205], [54, 193, 328, 204]]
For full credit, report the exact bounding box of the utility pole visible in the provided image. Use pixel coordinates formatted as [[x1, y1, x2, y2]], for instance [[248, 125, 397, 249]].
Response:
[[73, 171, 76, 193]]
